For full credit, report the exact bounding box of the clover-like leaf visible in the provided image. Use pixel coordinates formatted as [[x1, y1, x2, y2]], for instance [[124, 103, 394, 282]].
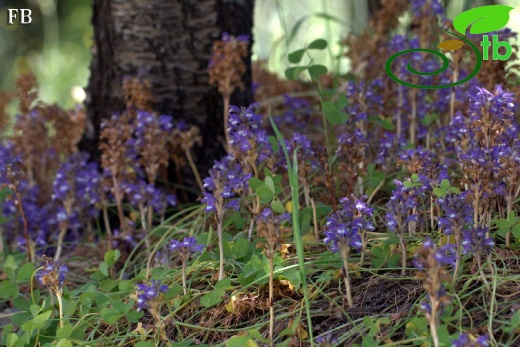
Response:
[[308, 38, 328, 50], [288, 49, 306, 64], [454, 5, 514, 35], [437, 39, 465, 51]]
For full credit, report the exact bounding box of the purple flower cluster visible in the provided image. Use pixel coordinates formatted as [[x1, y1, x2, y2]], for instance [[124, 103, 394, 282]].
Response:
[[228, 103, 271, 164], [386, 180, 425, 235], [411, 0, 444, 16], [36, 257, 68, 292], [202, 155, 251, 214], [170, 236, 204, 258], [273, 95, 317, 129], [376, 132, 407, 166], [136, 279, 168, 312], [221, 32, 249, 43], [323, 195, 373, 253], [451, 333, 490, 347], [438, 193, 473, 236], [256, 207, 290, 227], [123, 180, 176, 211], [275, 132, 316, 171], [462, 226, 494, 257], [413, 237, 456, 270], [52, 153, 101, 224]]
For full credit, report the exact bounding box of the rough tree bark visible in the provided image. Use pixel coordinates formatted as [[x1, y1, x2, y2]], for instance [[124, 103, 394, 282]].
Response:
[[82, 0, 254, 193]]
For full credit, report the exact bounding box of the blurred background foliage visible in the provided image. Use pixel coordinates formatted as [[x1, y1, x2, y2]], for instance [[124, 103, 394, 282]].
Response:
[[1, 0, 519, 110]]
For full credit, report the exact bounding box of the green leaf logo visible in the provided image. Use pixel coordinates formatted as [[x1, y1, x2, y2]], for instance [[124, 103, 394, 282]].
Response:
[[454, 5, 514, 35]]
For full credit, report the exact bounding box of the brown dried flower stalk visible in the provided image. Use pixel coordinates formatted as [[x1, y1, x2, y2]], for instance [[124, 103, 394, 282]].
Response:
[[209, 33, 249, 151]]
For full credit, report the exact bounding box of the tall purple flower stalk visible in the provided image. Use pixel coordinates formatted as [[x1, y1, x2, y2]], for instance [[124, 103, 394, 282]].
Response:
[[51, 152, 101, 260], [414, 238, 455, 347], [323, 195, 372, 308], [202, 155, 251, 280], [438, 192, 473, 279], [170, 236, 204, 295], [386, 179, 425, 275]]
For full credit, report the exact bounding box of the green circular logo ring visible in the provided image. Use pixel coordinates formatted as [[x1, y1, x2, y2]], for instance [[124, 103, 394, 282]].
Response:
[[384, 31, 482, 89]]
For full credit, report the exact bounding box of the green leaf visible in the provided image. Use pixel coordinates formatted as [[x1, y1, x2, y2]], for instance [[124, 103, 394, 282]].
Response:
[[163, 283, 182, 300], [375, 117, 395, 130], [33, 310, 52, 329], [495, 218, 516, 230], [403, 181, 415, 189], [448, 187, 461, 194], [384, 234, 400, 245], [118, 279, 133, 291], [256, 186, 274, 203], [100, 279, 119, 292], [454, 5, 514, 34], [288, 49, 306, 64], [271, 199, 286, 214], [104, 249, 121, 267], [13, 298, 30, 311], [101, 307, 123, 324], [325, 110, 348, 125], [16, 263, 35, 283], [231, 239, 250, 260], [64, 300, 77, 316], [6, 333, 18, 347], [215, 278, 233, 290], [248, 177, 264, 191], [248, 329, 271, 343], [511, 223, 520, 238], [134, 341, 155, 347], [308, 38, 328, 50], [433, 187, 447, 197], [126, 310, 144, 323], [99, 262, 109, 277], [0, 281, 18, 299], [308, 64, 328, 80], [264, 176, 275, 194], [335, 94, 348, 109], [268, 136, 279, 153], [56, 339, 73, 347], [284, 66, 306, 80], [421, 113, 438, 126], [226, 335, 258, 347], [56, 324, 74, 339], [30, 304, 41, 317], [440, 179, 450, 190], [322, 100, 336, 113], [200, 288, 225, 308]]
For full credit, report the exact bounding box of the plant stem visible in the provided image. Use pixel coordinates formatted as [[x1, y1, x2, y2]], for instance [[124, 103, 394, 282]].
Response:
[[310, 197, 319, 240], [217, 216, 225, 280], [476, 256, 489, 288], [54, 226, 67, 261], [184, 148, 204, 192], [182, 260, 187, 296], [400, 235, 407, 276], [56, 292, 64, 328], [269, 252, 275, 347], [102, 205, 112, 250], [223, 96, 231, 153], [340, 246, 353, 308]]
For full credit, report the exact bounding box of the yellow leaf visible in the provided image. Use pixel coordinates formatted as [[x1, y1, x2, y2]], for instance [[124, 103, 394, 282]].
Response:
[[439, 234, 455, 245], [285, 200, 293, 213], [437, 39, 465, 51], [225, 295, 236, 313]]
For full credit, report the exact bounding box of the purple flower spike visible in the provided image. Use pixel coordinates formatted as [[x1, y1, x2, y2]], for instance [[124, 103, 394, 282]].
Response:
[[170, 236, 205, 255], [136, 279, 168, 312]]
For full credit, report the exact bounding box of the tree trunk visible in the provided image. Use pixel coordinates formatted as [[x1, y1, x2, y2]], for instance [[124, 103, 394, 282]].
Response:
[[83, 0, 253, 191]]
